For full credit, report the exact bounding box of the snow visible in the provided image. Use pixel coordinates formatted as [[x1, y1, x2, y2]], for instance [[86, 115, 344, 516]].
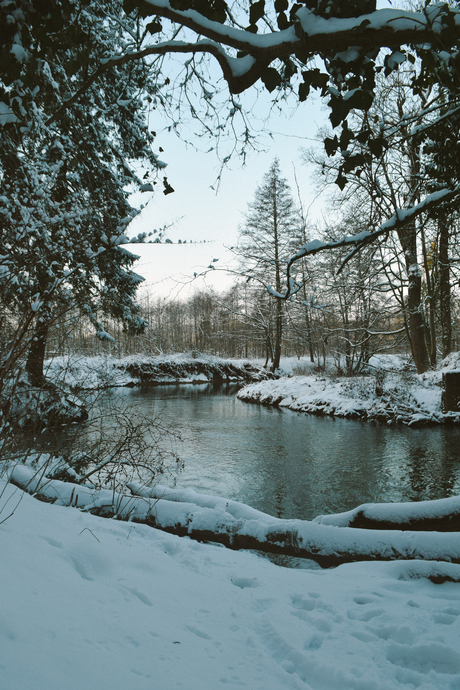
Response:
[[0, 101, 18, 125], [3, 353, 460, 688], [387, 51, 406, 70], [294, 6, 444, 42], [238, 355, 459, 426], [314, 493, 460, 527], [10, 42, 26, 63], [2, 478, 460, 690]]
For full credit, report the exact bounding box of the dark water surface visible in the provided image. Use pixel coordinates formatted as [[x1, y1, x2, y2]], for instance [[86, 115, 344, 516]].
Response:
[[96, 382, 460, 521]]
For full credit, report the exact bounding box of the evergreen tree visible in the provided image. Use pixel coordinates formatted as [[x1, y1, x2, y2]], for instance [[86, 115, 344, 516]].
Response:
[[0, 0, 165, 385], [236, 159, 300, 371]]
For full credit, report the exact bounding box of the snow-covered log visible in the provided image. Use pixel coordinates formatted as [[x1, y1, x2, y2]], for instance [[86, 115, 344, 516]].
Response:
[[9, 466, 460, 568], [314, 497, 460, 532]]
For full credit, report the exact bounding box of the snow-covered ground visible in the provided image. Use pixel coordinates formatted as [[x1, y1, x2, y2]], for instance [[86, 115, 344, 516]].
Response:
[[3, 352, 460, 688], [239, 354, 460, 426], [43, 352, 460, 426], [2, 480, 460, 690]]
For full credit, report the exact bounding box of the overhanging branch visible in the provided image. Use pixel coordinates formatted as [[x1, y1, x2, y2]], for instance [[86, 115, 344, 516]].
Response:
[[276, 186, 460, 300], [46, 3, 460, 122]]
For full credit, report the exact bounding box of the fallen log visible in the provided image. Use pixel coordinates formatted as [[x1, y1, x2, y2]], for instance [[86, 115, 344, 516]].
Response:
[[9, 465, 460, 568], [314, 496, 460, 532]]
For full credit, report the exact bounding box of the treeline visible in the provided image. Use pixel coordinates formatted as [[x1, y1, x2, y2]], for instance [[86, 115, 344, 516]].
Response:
[[43, 207, 460, 374], [42, 278, 421, 372], [28, 148, 460, 374]]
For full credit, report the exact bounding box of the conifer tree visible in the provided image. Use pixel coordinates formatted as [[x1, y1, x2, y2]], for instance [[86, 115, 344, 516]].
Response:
[[0, 0, 165, 385], [236, 159, 300, 370]]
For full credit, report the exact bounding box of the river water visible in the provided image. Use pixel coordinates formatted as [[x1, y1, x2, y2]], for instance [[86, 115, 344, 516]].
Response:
[[88, 382, 460, 521]]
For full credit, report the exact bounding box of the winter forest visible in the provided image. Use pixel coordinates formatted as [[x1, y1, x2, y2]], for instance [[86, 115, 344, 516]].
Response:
[[3, 1, 460, 689]]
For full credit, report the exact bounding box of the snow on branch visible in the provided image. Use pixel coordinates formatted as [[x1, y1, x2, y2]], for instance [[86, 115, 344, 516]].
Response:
[[274, 186, 460, 300], [46, 41, 257, 125], [137, 1, 458, 60], [45, 2, 460, 123]]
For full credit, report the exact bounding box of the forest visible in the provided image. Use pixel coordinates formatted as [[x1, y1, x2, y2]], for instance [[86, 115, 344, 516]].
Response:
[[44, 151, 460, 379], [2, 0, 460, 395]]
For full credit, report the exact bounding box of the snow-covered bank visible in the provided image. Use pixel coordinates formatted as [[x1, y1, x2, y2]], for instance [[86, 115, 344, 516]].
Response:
[[2, 479, 460, 690], [38, 351, 460, 426], [10, 464, 460, 567], [43, 351, 460, 425], [44, 352, 272, 389], [239, 355, 460, 426]]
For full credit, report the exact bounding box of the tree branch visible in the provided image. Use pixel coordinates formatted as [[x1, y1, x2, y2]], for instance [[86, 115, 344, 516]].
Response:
[[277, 185, 460, 300], [134, 1, 459, 60], [46, 3, 460, 123]]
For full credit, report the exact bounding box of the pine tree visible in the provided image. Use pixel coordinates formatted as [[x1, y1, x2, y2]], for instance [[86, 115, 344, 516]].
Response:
[[236, 159, 300, 371]]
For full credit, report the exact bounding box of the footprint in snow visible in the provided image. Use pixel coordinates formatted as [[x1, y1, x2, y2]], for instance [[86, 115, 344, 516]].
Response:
[[118, 585, 153, 607], [185, 625, 212, 640], [231, 577, 259, 589], [386, 643, 460, 675]]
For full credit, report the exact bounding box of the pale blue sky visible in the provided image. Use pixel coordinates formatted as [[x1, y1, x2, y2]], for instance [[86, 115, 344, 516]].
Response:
[[128, 94, 329, 297], [126, 0, 393, 298]]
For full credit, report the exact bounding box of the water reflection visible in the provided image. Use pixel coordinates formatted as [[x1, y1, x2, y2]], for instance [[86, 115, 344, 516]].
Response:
[[89, 383, 460, 520]]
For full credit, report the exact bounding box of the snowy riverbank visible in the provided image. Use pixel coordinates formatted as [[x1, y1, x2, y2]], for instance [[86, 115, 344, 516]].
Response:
[[239, 354, 460, 426], [3, 353, 460, 688], [2, 478, 460, 690], [44, 352, 273, 389], [43, 352, 460, 425]]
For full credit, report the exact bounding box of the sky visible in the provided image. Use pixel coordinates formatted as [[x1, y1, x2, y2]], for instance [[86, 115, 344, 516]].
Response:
[[126, 89, 329, 299], [124, 0, 395, 301]]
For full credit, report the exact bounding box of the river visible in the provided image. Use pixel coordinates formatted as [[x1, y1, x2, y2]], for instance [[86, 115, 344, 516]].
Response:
[[83, 382, 460, 521]]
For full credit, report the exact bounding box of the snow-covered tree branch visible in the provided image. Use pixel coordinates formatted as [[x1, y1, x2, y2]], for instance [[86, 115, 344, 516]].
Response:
[[128, 1, 460, 93]]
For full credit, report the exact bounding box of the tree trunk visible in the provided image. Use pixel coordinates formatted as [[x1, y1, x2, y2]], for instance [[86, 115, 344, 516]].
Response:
[[264, 329, 273, 369], [13, 467, 460, 571], [301, 278, 315, 362], [421, 225, 436, 366], [397, 224, 430, 374], [271, 187, 283, 372], [439, 216, 452, 359], [272, 297, 283, 371], [26, 319, 49, 387], [406, 269, 431, 374]]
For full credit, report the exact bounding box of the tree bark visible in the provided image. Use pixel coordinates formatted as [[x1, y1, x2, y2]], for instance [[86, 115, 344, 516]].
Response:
[[397, 223, 430, 374], [421, 225, 437, 366], [439, 215, 452, 359], [25, 318, 49, 387], [272, 185, 283, 372], [272, 298, 283, 371]]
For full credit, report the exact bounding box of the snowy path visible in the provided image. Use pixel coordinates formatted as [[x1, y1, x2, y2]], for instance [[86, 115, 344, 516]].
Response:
[[2, 483, 460, 690]]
